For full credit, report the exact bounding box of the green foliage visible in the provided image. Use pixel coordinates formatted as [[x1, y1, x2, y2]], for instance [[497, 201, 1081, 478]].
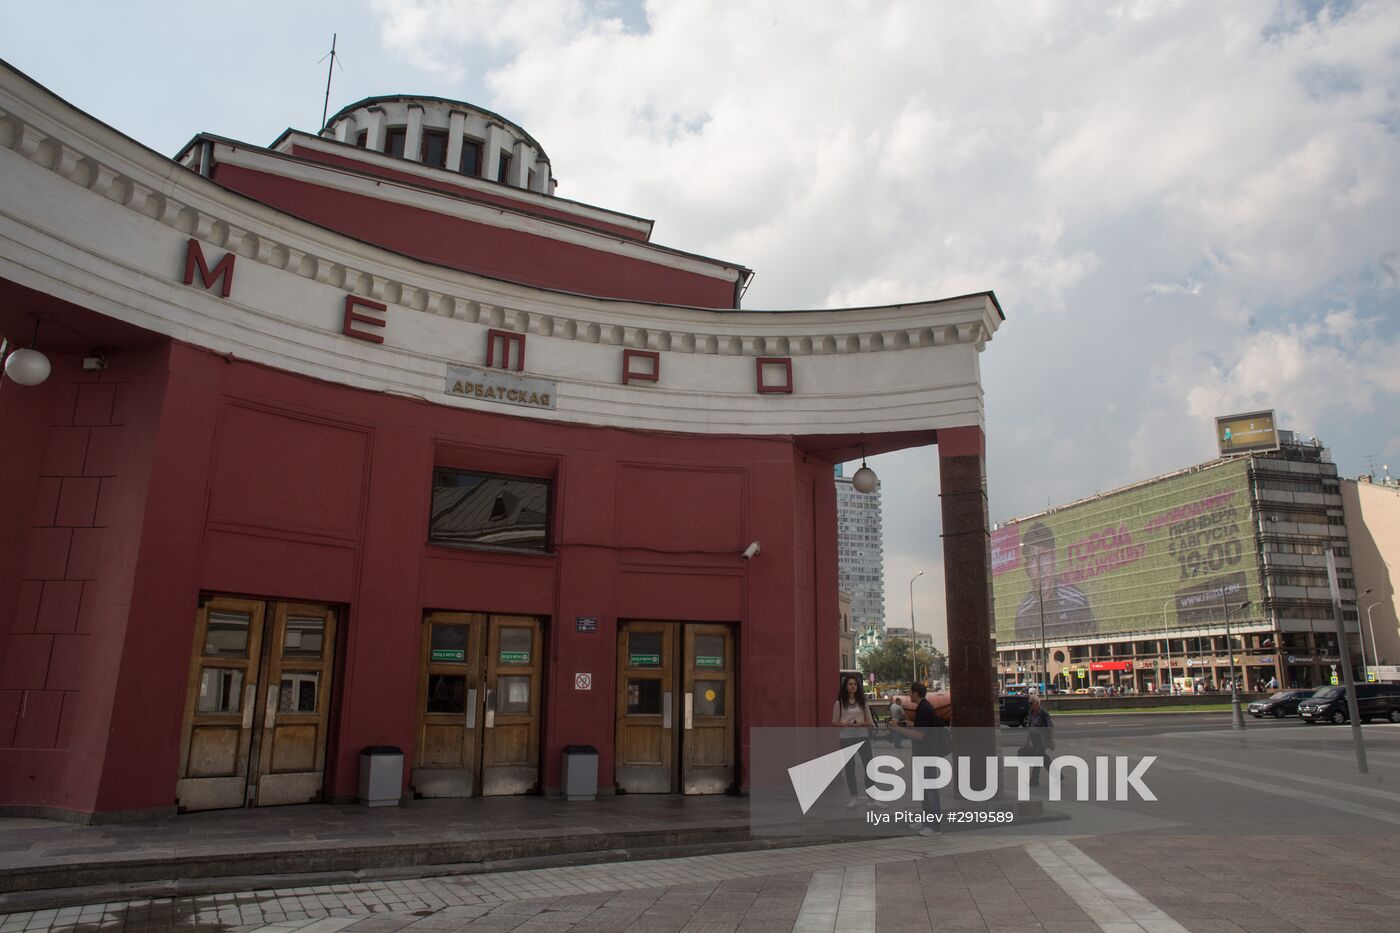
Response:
[[861, 636, 946, 686]]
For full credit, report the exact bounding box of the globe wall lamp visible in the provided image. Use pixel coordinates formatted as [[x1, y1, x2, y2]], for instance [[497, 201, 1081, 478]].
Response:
[[852, 449, 878, 494], [1, 321, 52, 387]]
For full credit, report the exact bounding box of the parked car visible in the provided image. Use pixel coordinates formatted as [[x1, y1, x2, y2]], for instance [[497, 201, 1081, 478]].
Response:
[[1298, 683, 1400, 724], [999, 693, 1029, 727], [1248, 689, 1315, 719]]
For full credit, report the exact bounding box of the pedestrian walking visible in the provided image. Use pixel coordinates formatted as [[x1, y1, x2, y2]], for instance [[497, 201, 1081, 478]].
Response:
[[1025, 695, 1055, 788], [893, 681, 950, 835], [832, 674, 875, 808], [887, 693, 908, 748]]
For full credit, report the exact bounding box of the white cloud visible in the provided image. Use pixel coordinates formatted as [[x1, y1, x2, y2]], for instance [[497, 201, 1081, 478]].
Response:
[[365, 0, 1400, 625]]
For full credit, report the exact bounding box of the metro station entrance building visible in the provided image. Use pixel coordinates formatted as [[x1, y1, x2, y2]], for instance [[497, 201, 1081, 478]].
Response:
[[0, 63, 1002, 820]]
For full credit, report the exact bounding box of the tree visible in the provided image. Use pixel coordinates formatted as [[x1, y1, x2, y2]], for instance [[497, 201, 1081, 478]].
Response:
[[860, 636, 947, 687]]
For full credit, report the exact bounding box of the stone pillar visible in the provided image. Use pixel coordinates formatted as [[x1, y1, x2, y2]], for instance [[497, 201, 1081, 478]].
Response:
[[446, 110, 467, 175], [939, 425, 995, 727], [485, 123, 509, 181], [364, 107, 387, 152], [404, 105, 425, 163]]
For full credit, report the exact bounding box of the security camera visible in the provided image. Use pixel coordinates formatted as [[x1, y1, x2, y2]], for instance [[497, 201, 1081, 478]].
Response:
[[741, 541, 761, 560]]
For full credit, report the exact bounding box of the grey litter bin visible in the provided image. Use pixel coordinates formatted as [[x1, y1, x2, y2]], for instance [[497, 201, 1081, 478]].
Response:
[[562, 745, 599, 801], [359, 746, 404, 807]]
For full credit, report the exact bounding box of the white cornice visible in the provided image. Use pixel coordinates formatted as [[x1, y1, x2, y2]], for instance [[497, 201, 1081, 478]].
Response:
[[212, 142, 739, 283], [0, 64, 1002, 437], [273, 131, 653, 239]]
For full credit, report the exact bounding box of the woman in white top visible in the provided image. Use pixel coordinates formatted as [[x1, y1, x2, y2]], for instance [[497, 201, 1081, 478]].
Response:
[[832, 674, 875, 806]]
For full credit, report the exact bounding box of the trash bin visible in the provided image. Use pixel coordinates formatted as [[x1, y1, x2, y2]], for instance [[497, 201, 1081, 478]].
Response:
[[562, 745, 598, 801], [359, 746, 404, 807]]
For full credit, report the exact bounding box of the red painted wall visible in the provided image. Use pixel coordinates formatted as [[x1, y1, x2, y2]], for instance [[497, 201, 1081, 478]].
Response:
[[0, 345, 172, 813], [1, 339, 837, 816], [288, 145, 651, 242], [212, 165, 739, 308]]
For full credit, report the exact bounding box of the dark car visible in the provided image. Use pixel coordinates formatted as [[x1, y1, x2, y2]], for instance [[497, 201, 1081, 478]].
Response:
[[999, 693, 1029, 727], [1298, 683, 1400, 724], [1248, 689, 1315, 719]]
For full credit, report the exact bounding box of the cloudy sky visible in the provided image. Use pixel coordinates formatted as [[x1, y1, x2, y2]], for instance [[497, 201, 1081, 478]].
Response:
[[4, 0, 1397, 648]]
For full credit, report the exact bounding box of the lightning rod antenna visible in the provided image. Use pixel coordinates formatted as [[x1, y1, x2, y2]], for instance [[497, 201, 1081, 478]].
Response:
[[319, 34, 342, 132]]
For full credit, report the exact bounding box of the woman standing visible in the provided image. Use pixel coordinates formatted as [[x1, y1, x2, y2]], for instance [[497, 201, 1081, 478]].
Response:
[[832, 674, 876, 808]]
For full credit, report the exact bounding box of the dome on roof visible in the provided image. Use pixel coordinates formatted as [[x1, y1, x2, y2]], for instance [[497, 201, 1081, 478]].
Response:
[[321, 95, 554, 195]]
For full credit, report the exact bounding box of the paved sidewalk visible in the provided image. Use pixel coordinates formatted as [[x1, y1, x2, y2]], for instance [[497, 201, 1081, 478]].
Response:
[[6, 831, 1400, 932], [0, 796, 758, 896]]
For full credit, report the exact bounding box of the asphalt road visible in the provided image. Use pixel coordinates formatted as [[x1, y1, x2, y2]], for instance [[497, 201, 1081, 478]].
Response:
[[1036, 709, 1302, 738]]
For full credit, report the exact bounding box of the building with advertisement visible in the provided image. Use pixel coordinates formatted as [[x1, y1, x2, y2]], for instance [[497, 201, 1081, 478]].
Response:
[[0, 62, 1003, 820], [993, 433, 1364, 692], [836, 470, 886, 632]]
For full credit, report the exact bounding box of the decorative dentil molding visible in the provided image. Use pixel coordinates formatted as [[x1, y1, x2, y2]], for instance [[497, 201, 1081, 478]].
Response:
[[0, 76, 998, 361]]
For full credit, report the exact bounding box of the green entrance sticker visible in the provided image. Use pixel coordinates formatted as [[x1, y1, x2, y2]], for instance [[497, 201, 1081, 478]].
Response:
[[431, 649, 465, 662], [695, 656, 724, 668], [500, 650, 530, 664], [629, 653, 660, 666]]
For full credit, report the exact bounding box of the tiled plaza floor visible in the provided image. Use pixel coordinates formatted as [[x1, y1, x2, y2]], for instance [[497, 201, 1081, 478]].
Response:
[[4, 831, 1400, 932]]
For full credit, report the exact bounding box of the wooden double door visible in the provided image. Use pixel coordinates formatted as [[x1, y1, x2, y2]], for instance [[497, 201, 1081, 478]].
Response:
[[615, 621, 736, 794], [176, 597, 339, 812], [412, 612, 543, 797]]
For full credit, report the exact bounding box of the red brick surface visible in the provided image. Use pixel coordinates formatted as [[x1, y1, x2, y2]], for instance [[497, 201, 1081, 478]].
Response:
[[35, 581, 83, 634], [74, 383, 117, 426], [11, 581, 43, 635], [82, 425, 125, 478], [11, 689, 63, 749], [65, 527, 105, 581], [30, 477, 61, 526], [40, 426, 89, 476], [21, 527, 72, 580], [55, 477, 101, 527], [45, 634, 89, 692], [0, 634, 55, 691]]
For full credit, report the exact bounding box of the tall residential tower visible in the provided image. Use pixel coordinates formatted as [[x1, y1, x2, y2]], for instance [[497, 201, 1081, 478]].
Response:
[[836, 470, 886, 634]]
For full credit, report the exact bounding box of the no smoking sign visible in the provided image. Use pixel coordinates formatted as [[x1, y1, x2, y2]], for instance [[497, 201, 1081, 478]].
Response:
[[574, 672, 593, 691]]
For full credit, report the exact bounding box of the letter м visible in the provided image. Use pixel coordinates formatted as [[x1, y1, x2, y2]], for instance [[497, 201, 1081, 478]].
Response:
[[183, 239, 234, 297]]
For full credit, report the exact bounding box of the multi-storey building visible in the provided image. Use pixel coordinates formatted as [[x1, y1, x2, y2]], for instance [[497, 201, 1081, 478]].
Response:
[[836, 471, 886, 633], [0, 63, 1003, 819], [993, 433, 1363, 692]]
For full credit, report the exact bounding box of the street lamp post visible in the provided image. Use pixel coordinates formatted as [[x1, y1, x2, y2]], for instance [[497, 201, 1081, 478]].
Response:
[[1364, 600, 1383, 670], [1356, 589, 1373, 678], [1220, 591, 1250, 730], [909, 570, 924, 688], [1160, 596, 1176, 695], [1018, 541, 1050, 695]]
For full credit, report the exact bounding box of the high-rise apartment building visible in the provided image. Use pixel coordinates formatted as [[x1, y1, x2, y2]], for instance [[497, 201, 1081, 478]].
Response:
[[836, 471, 886, 633]]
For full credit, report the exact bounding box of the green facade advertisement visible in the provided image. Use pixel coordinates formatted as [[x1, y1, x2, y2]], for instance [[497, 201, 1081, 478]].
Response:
[[992, 459, 1261, 644]]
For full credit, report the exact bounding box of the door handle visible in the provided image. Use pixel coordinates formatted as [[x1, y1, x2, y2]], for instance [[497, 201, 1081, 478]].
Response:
[[485, 688, 497, 728], [264, 684, 278, 729], [663, 691, 672, 729], [684, 692, 694, 730], [241, 684, 256, 729], [465, 688, 478, 728]]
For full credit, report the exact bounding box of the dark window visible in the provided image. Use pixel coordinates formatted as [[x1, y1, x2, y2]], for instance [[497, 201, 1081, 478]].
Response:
[[429, 468, 550, 551], [385, 126, 407, 158], [426, 674, 466, 713], [497, 151, 512, 185], [421, 129, 449, 168], [354, 130, 368, 148], [459, 138, 482, 177]]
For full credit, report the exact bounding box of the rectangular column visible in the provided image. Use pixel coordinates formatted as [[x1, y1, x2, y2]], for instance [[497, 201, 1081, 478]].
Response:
[[939, 426, 995, 727]]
